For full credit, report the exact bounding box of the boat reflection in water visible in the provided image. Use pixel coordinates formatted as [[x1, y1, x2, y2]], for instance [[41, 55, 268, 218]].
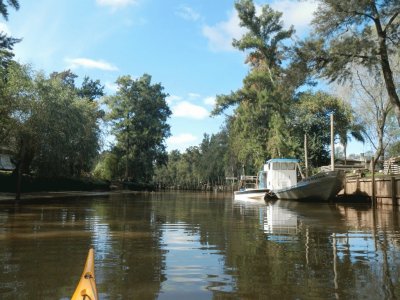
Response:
[[233, 198, 400, 299], [263, 201, 299, 241]]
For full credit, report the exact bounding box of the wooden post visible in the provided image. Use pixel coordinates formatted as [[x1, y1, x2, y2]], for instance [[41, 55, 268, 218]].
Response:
[[392, 176, 397, 206], [304, 134, 308, 178], [330, 114, 334, 171], [371, 156, 376, 207], [15, 161, 22, 201]]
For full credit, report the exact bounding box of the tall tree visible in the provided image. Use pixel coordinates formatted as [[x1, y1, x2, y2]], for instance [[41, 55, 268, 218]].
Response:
[[105, 74, 171, 182], [212, 0, 297, 170], [213, 0, 295, 115], [341, 65, 399, 164], [31, 72, 101, 177], [298, 0, 400, 125], [1, 62, 35, 199]]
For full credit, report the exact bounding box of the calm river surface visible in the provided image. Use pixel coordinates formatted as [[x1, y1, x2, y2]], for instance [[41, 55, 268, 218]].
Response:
[[1, 191, 400, 299]]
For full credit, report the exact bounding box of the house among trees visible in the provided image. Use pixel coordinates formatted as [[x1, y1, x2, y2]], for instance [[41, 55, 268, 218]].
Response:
[[384, 157, 400, 175], [0, 147, 15, 171]]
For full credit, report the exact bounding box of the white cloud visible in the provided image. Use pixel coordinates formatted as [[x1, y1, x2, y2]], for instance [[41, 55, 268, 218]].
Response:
[[176, 5, 200, 22], [172, 101, 209, 119], [204, 96, 216, 106], [188, 92, 201, 99], [0, 22, 11, 35], [66, 58, 118, 71], [96, 0, 138, 9], [270, 0, 318, 34], [166, 133, 198, 151], [202, 10, 246, 52], [166, 95, 182, 105], [105, 81, 119, 92]]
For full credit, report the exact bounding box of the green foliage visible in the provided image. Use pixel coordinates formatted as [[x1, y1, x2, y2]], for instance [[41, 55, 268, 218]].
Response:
[[307, 0, 399, 78], [298, 0, 400, 125], [289, 91, 359, 167], [93, 152, 118, 181], [233, 0, 294, 80], [387, 141, 400, 157], [0, 0, 20, 69], [29, 73, 100, 177], [0, 172, 109, 192], [1, 62, 102, 178], [78, 76, 104, 101], [0, 62, 34, 146], [104, 74, 171, 182], [212, 0, 298, 171]]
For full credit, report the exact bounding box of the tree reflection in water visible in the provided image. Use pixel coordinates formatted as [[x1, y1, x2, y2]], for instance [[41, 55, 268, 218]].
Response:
[[0, 192, 400, 299]]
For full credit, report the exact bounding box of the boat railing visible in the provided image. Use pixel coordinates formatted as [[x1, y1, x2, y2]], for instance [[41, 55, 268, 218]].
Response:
[[240, 175, 258, 181]]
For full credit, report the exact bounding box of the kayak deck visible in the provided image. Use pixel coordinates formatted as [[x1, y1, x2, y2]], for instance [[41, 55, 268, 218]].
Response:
[[71, 248, 98, 300]]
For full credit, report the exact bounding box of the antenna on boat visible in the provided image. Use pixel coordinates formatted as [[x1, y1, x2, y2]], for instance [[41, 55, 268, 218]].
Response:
[[304, 134, 308, 178], [331, 113, 335, 171]]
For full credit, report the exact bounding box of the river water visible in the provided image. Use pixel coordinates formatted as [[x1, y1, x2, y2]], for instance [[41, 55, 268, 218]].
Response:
[[0, 191, 399, 299]]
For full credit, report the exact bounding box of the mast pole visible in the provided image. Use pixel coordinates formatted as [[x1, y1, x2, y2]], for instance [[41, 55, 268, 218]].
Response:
[[304, 134, 308, 177], [331, 113, 335, 171]]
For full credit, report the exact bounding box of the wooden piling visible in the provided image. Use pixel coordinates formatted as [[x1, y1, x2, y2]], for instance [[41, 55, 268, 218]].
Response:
[[392, 176, 397, 206], [371, 156, 376, 207]]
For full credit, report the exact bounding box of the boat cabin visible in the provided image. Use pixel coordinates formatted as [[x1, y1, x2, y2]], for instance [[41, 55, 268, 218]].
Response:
[[261, 158, 300, 191]]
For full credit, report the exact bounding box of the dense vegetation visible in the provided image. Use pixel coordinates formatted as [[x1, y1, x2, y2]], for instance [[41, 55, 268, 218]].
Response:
[[0, 0, 399, 194]]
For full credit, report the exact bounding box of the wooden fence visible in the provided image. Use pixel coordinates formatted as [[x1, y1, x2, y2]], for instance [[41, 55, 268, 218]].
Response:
[[344, 176, 400, 205]]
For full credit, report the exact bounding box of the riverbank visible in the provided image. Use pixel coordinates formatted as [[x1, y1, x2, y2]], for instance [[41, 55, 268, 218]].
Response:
[[0, 172, 110, 193], [0, 190, 142, 203]]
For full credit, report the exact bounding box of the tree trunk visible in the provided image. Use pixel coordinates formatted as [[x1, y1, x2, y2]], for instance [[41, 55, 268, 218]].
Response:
[[15, 161, 22, 201], [373, 10, 400, 126], [15, 137, 27, 201]]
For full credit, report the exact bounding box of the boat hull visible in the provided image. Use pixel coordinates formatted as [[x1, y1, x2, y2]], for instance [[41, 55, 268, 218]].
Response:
[[71, 248, 98, 300], [234, 188, 269, 201], [273, 170, 345, 201]]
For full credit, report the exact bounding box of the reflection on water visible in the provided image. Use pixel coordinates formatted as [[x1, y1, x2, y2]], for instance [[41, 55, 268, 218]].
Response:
[[160, 224, 234, 298], [0, 192, 400, 299]]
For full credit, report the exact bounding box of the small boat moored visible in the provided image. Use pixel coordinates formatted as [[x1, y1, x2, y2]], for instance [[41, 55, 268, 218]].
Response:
[[234, 174, 270, 201], [71, 248, 98, 300]]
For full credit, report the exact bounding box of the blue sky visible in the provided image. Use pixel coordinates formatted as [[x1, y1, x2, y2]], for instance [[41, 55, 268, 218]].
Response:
[[2, 0, 365, 154]]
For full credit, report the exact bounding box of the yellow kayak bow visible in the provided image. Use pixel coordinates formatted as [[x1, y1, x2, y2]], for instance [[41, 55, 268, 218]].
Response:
[[71, 248, 98, 300]]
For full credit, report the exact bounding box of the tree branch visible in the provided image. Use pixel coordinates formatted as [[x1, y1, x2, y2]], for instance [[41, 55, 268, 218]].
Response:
[[383, 12, 399, 33], [356, 70, 380, 106], [331, 52, 375, 60]]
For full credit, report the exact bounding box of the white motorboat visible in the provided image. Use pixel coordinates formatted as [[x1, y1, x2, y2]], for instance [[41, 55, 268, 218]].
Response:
[[234, 187, 270, 201], [233, 175, 270, 201]]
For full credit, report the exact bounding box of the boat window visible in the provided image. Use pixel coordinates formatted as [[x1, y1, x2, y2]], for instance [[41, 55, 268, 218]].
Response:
[[281, 163, 287, 170], [272, 162, 280, 170], [287, 163, 295, 170]]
